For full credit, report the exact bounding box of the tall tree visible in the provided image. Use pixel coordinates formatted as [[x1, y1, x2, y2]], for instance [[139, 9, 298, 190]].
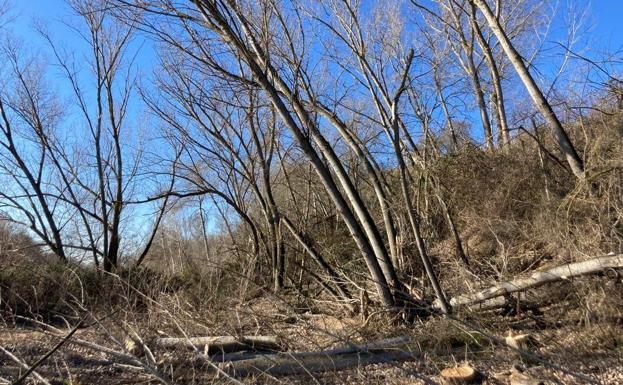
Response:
[[471, 0, 585, 179]]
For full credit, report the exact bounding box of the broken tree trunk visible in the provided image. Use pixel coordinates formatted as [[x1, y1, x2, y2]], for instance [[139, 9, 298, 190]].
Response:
[[436, 254, 623, 310], [155, 336, 281, 353], [214, 336, 418, 377]]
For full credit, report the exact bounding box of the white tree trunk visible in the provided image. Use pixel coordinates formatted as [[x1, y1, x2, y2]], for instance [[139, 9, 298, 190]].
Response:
[[436, 254, 623, 309], [472, 0, 584, 179]]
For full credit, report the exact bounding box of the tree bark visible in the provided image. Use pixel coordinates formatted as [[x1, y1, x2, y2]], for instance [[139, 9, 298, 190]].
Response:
[[472, 0, 585, 179], [445, 2, 494, 151], [192, 1, 396, 306], [470, 2, 510, 149], [215, 336, 417, 377], [435, 254, 623, 309], [315, 105, 400, 272], [155, 336, 282, 353]]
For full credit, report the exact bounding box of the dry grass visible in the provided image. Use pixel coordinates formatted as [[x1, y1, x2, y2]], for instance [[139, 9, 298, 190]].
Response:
[[1, 259, 621, 384], [1, 102, 622, 385]]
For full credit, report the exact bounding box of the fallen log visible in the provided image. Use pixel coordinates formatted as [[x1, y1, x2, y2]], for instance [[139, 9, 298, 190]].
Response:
[[436, 254, 623, 310], [155, 336, 281, 353], [205, 336, 411, 363], [208, 351, 274, 363], [220, 350, 414, 377], [215, 336, 419, 377]]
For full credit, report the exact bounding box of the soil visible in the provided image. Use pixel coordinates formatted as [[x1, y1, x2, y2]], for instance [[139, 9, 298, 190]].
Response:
[[0, 302, 621, 385]]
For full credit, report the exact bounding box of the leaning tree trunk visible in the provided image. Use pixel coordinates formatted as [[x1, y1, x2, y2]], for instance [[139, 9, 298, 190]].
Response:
[[346, 41, 447, 311], [391, 110, 451, 315], [282, 215, 353, 304], [446, 3, 494, 152], [472, 0, 584, 179], [470, 2, 510, 149], [316, 106, 400, 269], [465, 53, 495, 152], [191, 1, 396, 307], [233, 7, 401, 302]]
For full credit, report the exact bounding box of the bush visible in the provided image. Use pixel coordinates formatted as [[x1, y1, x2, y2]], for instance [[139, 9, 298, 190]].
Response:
[[0, 261, 189, 323]]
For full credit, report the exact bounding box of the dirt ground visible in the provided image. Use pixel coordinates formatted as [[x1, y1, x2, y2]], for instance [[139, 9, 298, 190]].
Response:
[[1, 299, 621, 385]]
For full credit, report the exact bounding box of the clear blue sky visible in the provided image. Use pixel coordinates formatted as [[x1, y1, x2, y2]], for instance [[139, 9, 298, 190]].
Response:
[[2, 0, 622, 244], [9, 1, 623, 48], [6, 0, 622, 78], [6, 0, 622, 158], [6, 0, 622, 146], [590, 0, 623, 48]]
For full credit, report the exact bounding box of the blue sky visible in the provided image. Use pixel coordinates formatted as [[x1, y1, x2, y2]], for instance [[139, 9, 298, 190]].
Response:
[[6, 0, 622, 154], [1, 0, 622, 250], [590, 0, 623, 47], [6, 0, 622, 160], [7, 1, 622, 107], [9, 1, 623, 49], [7, 1, 623, 83]]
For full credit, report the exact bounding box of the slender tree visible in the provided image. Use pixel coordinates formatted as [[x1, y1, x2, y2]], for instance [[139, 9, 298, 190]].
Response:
[[471, 0, 585, 179]]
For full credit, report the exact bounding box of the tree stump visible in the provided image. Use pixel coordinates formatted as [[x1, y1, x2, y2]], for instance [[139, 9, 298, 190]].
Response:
[[440, 364, 478, 384]]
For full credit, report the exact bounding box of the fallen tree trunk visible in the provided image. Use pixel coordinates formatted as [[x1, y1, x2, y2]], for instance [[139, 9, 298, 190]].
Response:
[[436, 254, 623, 310], [220, 350, 414, 377], [205, 336, 412, 363], [215, 336, 418, 377], [155, 336, 281, 353]]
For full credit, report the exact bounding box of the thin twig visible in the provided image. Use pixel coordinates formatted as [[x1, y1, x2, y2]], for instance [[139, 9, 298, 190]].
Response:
[[0, 345, 52, 385], [10, 314, 88, 385]]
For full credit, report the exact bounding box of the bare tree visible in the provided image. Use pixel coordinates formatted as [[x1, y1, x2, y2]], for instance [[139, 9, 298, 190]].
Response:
[[418, 0, 496, 151], [471, 0, 585, 179], [310, 0, 450, 312], [0, 0, 166, 270], [468, 1, 510, 148]]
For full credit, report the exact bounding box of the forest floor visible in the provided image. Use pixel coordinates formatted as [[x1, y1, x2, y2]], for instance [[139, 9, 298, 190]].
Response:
[[1, 286, 622, 385]]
